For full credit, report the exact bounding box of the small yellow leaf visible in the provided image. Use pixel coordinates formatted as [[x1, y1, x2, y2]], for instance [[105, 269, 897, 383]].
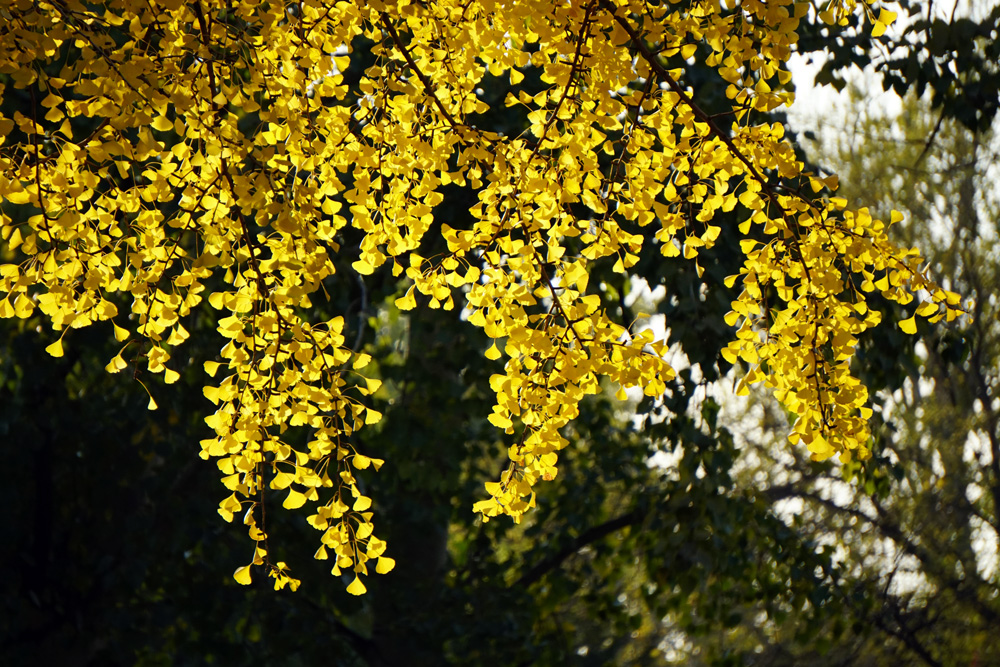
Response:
[[346, 576, 367, 595], [356, 522, 374, 539], [720, 346, 738, 364], [488, 412, 513, 429], [221, 473, 242, 491], [395, 287, 417, 311], [352, 259, 375, 275], [283, 489, 307, 509], [807, 433, 835, 460], [105, 354, 127, 374], [899, 316, 917, 335], [113, 323, 129, 342], [484, 342, 501, 360], [164, 368, 180, 384], [271, 471, 293, 490], [148, 395, 158, 410], [151, 115, 173, 132], [353, 495, 372, 511], [375, 556, 395, 574], [234, 565, 252, 586], [45, 339, 64, 357], [877, 8, 898, 27]]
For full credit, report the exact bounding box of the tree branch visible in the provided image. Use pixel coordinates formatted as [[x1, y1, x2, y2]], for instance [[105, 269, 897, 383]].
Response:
[[767, 485, 1000, 626], [379, 12, 468, 136], [515, 508, 642, 588], [597, 0, 773, 197]]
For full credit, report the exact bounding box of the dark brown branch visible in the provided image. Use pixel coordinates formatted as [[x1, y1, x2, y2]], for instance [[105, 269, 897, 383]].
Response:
[[870, 601, 944, 667], [912, 106, 946, 169], [378, 12, 467, 135], [767, 485, 1000, 626], [597, 0, 773, 195], [515, 508, 642, 588]]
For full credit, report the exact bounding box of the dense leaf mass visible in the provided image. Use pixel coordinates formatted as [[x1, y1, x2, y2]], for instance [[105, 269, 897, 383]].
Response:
[[0, 0, 962, 591]]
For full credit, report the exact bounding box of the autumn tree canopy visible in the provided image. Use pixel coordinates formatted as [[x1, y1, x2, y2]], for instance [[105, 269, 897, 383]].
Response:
[[0, 0, 964, 594]]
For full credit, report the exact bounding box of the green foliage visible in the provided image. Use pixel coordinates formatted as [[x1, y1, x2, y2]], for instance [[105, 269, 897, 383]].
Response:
[[802, 0, 1000, 132]]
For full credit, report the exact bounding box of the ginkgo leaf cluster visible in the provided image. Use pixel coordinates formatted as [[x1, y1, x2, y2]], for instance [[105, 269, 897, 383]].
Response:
[[0, 0, 962, 592]]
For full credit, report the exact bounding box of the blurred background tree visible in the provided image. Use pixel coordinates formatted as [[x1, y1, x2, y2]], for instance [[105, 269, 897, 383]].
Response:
[[678, 29, 1000, 667]]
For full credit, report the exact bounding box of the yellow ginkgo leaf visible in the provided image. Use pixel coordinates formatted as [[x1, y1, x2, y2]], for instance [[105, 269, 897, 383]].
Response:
[[283, 489, 307, 509], [394, 288, 417, 311], [899, 316, 917, 335], [45, 339, 64, 357], [13, 294, 33, 319], [346, 576, 367, 596], [0, 0, 965, 599], [105, 354, 127, 374], [271, 471, 293, 490], [352, 259, 375, 275], [375, 556, 396, 574], [151, 115, 173, 132], [807, 434, 835, 460], [233, 565, 252, 586], [876, 8, 898, 31]]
